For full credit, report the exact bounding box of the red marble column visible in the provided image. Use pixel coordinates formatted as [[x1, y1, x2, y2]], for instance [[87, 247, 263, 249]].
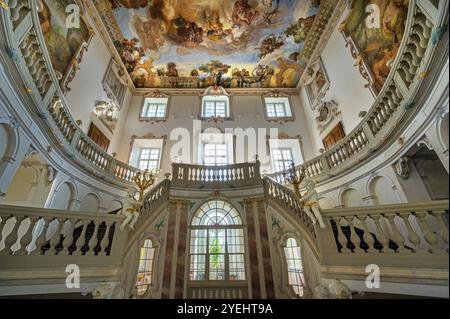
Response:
[[244, 198, 261, 299], [175, 200, 189, 299], [256, 198, 275, 298], [161, 200, 178, 299]]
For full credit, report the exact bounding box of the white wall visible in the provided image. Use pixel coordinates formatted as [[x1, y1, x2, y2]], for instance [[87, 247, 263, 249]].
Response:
[[63, 16, 132, 157], [116, 94, 318, 179], [299, 9, 376, 152]]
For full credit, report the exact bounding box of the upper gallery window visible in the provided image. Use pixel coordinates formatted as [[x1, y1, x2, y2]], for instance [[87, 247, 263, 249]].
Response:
[[272, 148, 294, 172], [203, 143, 228, 166], [135, 239, 155, 296], [141, 97, 169, 120], [189, 200, 246, 281], [201, 95, 230, 118], [264, 97, 293, 119], [284, 238, 305, 297], [138, 148, 161, 172]]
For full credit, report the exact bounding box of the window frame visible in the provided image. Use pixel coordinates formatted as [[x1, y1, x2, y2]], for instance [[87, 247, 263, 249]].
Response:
[[271, 147, 294, 173], [263, 96, 294, 121], [200, 95, 232, 120], [282, 237, 305, 298], [135, 238, 156, 297], [189, 200, 247, 282], [140, 97, 170, 121], [137, 147, 161, 172], [203, 143, 228, 166]]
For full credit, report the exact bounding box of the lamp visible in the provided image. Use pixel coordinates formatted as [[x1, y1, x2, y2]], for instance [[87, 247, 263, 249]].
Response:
[[133, 169, 156, 202], [283, 162, 306, 206]]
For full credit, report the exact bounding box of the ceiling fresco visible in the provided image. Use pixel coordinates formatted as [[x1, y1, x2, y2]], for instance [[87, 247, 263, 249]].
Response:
[[98, 0, 322, 89]]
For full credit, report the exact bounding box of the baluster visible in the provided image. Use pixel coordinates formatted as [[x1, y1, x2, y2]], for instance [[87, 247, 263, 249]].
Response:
[[17, 216, 39, 255], [357, 215, 375, 252], [86, 221, 101, 256], [372, 215, 393, 253], [99, 221, 112, 256], [430, 211, 449, 252], [344, 216, 363, 253], [332, 217, 350, 253], [0, 214, 10, 251], [384, 213, 407, 253], [73, 220, 89, 256], [61, 218, 77, 255], [31, 217, 52, 255], [49, 218, 66, 255], [399, 213, 422, 253], [1, 216, 25, 255], [415, 212, 440, 253]]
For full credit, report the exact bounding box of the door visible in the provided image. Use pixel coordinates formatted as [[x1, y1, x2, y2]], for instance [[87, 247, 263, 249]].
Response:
[[323, 122, 345, 151], [87, 123, 110, 151]]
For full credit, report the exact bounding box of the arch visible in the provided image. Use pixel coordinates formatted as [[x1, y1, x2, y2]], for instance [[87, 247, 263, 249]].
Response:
[[107, 199, 123, 213], [282, 236, 306, 297], [135, 237, 156, 297], [0, 120, 19, 178], [49, 180, 77, 210], [439, 111, 449, 150], [339, 188, 363, 207], [79, 192, 100, 212], [367, 175, 399, 204], [189, 199, 246, 281]]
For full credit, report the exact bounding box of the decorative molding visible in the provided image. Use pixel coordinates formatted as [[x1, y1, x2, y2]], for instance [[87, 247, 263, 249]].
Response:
[[417, 137, 434, 151], [393, 156, 411, 179], [316, 100, 341, 135], [304, 57, 330, 110]]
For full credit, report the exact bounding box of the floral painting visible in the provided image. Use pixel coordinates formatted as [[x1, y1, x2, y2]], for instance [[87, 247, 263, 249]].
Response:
[[341, 0, 409, 93], [97, 0, 322, 88], [38, 0, 91, 82]]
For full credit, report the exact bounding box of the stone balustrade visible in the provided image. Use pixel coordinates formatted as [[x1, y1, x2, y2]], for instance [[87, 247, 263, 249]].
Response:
[[186, 282, 248, 299], [0, 205, 124, 256], [139, 179, 170, 226], [263, 177, 316, 239], [322, 201, 449, 255], [171, 161, 262, 189]]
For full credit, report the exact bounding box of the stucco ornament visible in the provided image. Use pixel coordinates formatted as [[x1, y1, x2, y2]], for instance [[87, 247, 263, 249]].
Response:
[[119, 187, 140, 231], [328, 279, 352, 299], [92, 282, 113, 299], [299, 179, 326, 229]]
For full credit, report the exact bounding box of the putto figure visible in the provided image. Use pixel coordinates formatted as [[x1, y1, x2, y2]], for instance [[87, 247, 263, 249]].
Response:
[[120, 187, 140, 231], [299, 179, 326, 229]]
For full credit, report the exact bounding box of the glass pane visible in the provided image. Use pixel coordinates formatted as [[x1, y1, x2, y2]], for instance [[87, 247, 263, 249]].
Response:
[[209, 254, 225, 280], [189, 254, 206, 280]]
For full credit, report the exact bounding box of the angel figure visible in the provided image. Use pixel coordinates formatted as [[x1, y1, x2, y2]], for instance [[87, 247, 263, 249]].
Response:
[[119, 187, 140, 231], [299, 179, 326, 229]]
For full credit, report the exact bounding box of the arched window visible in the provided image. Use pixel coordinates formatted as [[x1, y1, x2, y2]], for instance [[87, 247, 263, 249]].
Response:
[[284, 238, 305, 297], [135, 239, 155, 296], [189, 200, 245, 281]]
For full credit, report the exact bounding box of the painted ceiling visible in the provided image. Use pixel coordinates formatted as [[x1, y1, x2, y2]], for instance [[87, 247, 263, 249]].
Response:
[[98, 0, 322, 89]]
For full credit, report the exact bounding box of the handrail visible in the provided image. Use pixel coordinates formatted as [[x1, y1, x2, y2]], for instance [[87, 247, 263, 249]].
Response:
[[1, 0, 447, 190], [171, 161, 262, 189]]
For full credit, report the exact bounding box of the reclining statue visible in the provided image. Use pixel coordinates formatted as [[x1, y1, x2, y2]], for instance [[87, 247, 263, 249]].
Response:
[[299, 179, 327, 229], [120, 187, 140, 231]]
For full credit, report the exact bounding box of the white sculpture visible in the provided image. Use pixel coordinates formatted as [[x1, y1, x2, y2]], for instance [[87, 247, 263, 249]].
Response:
[[312, 279, 352, 299], [119, 187, 140, 231], [328, 279, 352, 299], [92, 282, 113, 299], [299, 179, 326, 229]]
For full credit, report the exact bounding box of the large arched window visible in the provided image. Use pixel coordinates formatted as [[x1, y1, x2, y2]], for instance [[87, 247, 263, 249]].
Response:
[[189, 200, 246, 281], [135, 239, 155, 296], [284, 238, 305, 297]]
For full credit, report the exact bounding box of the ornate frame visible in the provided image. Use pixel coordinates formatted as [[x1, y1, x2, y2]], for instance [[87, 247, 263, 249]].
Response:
[[315, 100, 342, 137], [198, 86, 234, 121], [52, 0, 94, 94], [102, 58, 127, 110], [304, 58, 330, 110], [261, 91, 295, 123], [139, 91, 171, 123]]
